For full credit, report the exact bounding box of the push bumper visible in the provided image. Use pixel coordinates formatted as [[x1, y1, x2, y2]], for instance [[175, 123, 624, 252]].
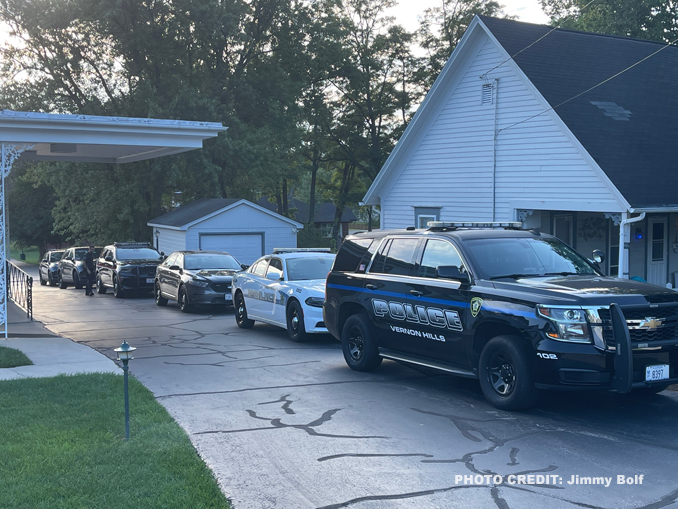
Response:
[[534, 304, 678, 391]]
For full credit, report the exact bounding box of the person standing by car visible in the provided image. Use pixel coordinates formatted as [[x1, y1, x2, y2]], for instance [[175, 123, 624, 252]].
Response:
[[84, 245, 95, 296]]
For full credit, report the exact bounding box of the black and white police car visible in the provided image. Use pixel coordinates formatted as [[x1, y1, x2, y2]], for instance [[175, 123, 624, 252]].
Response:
[[232, 248, 336, 341], [323, 222, 678, 410]]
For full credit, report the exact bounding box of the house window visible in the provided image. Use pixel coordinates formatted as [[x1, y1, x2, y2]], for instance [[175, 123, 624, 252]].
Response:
[[414, 207, 441, 229], [553, 214, 573, 247]]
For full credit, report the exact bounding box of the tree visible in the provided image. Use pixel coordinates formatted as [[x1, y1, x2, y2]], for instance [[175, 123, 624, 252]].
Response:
[[539, 0, 678, 42], [416, 0, 508, 89]]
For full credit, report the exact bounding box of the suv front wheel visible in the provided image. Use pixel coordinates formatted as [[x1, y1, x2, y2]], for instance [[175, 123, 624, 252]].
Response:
[[341, 314, 382, 372], [478, 336, 538, 410]]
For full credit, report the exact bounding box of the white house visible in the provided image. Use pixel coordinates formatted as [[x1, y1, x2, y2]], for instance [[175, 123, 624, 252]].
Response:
[[148, 198, 302, 264], [362, 16, 678, 287]]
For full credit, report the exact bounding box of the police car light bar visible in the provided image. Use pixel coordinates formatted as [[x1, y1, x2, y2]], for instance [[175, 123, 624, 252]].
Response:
[[427, 221, 523, 230], [272, 248, 333, 253]]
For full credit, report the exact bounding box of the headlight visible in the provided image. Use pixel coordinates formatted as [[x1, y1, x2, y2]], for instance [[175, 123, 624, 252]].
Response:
[[49, 264, 58, 271], [188, 278, 209, 287], [305, 297, 325, 308], [118, 265, 134, 275], [537, 306, 591, 343]]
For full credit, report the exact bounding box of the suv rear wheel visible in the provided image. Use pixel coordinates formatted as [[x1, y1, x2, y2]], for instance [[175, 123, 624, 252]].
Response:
[[341, 314, 382, 372], [479, 336, 538, 410]]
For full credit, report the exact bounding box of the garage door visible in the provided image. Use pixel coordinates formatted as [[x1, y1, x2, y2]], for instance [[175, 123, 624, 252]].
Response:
[[199, 233, 263, 264]]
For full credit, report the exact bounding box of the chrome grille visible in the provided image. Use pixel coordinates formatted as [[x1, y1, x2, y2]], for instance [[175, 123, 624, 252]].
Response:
[[210, 283, 232, 293], [597, 306, 678, 347]]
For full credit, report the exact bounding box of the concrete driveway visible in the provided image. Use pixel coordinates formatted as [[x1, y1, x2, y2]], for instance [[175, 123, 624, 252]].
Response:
[[24, 264, 678, 509]]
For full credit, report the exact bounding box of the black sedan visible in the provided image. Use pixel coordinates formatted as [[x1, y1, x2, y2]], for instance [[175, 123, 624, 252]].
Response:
[[39, 250, 65, 286], [154, 251, 246, 312]]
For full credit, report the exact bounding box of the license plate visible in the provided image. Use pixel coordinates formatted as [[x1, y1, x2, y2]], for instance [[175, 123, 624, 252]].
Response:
[[146, 278, 154, 284], [225, 293, 232, 301], [645, 364, 670, 382]]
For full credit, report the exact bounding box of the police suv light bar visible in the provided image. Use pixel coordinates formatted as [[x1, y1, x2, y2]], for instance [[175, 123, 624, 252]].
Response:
[[273, 248, 333, 254], [427, 221, 523, 230]]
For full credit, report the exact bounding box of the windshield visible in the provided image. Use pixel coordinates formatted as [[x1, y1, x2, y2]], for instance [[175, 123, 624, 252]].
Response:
[[286, 255, 335, 281], [463, 237, 598, 280], [49, 252, 63, 262], [116, 248, 161, 261], [74, 248, 101, 261], [185, 254, 241, 270]]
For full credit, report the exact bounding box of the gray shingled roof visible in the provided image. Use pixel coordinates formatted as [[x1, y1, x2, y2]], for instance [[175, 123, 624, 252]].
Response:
[[480, 16, 678, 208], [257, 198, 357, 223], [148, 198, 239, 227]]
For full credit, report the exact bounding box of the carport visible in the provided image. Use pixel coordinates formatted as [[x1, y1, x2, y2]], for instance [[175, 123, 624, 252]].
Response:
[[0, 109, 226, 337]]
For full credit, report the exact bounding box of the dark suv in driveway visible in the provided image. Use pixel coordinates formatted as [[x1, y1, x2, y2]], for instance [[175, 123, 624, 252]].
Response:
[[96, 242, 164, 298], [39, 249, 64, 286], [324, 222, 678, 410]]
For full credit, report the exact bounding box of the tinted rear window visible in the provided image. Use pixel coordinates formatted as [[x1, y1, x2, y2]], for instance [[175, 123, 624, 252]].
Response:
[[333, 238, 375, 272]]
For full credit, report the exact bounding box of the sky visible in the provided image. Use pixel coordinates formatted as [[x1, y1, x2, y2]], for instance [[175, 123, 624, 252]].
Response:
[[388, 0, 550, 30]]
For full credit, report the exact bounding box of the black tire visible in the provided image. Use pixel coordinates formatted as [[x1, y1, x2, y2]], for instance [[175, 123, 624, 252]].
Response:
[[112, 275, 124, 299], [634, 383, 670, 395], [73, 270, 83, 290], [155, 281, 168, 306], [478, 336, 539, 411], [58, 272, 67, 289], [96, 275, 107, 294], [234, 291, 254, 329], [178, 286, 192, 313], [39, 272, 47, 286], [341, 313, 382, 372], [286, 300, 308, 342]]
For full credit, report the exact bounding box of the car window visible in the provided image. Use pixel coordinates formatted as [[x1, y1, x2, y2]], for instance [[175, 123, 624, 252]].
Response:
[[184, 254, 241, 270], [370, 238, 419, 276], [163, 253, 178, 267], [266, 258, 283, 280], [464, 237, 598, 279], [285, 255, 335, 280], [334, 238, 375, 272], [175, 253, 184, 269], [419, 239, 465, 278], [64, 250, 72, 260], [115, 248, 161, 261], [253, 260, 268, 276], [73, 248, 88, 261]]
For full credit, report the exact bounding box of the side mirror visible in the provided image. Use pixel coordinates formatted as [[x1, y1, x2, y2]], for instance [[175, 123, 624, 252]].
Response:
[[592, 249, 605, 264], [266, 272, 282, 281], [436, 265, 470, 283], [169, 265, 181, 272], [241, 264, 249, 270], [105, 255, 113, 262], [160, 251, 165, 257]]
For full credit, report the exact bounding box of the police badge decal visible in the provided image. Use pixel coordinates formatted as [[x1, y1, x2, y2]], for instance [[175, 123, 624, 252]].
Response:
[[471, 297, 483, 318]]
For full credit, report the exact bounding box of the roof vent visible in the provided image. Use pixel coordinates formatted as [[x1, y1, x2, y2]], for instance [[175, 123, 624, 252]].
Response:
[[590, 101, 631, 121], [481, 83, 494, 105]]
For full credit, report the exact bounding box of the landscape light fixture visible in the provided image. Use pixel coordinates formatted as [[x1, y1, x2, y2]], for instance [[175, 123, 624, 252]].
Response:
[[114, 340, 137, 440]]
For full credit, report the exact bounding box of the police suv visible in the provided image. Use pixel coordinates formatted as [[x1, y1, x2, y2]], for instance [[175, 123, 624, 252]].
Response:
[[323, 222, 678, 410]]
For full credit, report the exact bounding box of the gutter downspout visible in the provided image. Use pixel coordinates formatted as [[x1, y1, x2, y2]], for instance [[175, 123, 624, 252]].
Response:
[[618, 212, 645, 279], [492, 78, 499, 222]]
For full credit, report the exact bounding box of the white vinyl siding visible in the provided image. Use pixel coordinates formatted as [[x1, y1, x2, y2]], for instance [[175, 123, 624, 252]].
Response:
[[155, 227, 185, 255], [380, 34, 623, 229]]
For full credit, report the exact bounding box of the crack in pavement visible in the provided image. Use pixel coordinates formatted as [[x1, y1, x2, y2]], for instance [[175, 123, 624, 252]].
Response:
[[195, 408, 389, 440], [258, 394, 296, 414], [164, 355, 275, 366], [240, 360, 321, 370], [507, 447, 519, 466]]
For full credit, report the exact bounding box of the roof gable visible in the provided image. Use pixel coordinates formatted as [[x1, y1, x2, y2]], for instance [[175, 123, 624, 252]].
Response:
[[480, 16, 678, 208], [148, 198, 302, 229]]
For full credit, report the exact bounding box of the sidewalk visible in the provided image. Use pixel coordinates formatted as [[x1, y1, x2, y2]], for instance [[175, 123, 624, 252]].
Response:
[[0, 302, 121, 381]]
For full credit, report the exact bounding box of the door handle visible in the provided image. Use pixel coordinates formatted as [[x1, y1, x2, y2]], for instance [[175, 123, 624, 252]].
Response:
[[366, 284, 377, 290], [409, 290, 423, 297]]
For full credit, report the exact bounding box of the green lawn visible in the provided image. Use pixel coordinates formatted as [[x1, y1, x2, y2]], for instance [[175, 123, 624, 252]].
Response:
[[0, 373, 231, 509], [9, 244, 40, 265], [0, 345, 33, 368]]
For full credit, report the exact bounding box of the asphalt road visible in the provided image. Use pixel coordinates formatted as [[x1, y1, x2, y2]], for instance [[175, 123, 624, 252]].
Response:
[[27, 265, 678, 509]]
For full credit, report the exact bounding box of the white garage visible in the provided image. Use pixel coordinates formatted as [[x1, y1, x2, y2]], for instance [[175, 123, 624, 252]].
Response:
[[148, 198, 302, 264]]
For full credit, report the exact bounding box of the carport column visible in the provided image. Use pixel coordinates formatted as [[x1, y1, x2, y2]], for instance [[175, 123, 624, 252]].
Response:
[[0, 143, 35, 338]]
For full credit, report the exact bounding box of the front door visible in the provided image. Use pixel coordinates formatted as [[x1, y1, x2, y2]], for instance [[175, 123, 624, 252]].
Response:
[[647, 217, 668, 286]]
